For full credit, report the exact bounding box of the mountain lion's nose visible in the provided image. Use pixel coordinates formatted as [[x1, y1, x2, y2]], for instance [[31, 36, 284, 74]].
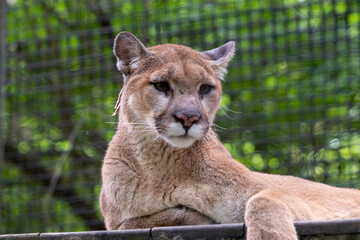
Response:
[[174, 112, 200, 130]]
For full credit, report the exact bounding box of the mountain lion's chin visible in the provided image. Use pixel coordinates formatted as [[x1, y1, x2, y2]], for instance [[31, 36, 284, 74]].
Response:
[[163, 135, 198, 149]]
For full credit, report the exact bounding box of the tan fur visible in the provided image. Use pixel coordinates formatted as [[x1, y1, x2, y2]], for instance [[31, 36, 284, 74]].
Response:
[[100, 32, 360, 239]]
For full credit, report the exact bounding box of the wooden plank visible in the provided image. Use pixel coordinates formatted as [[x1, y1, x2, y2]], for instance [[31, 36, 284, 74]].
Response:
[[152, 223, 245, 240], [295, 219, 360, 236], [39, 229, 151, 240], [0, 220, 359, 239], [0, 233, 40, 240]]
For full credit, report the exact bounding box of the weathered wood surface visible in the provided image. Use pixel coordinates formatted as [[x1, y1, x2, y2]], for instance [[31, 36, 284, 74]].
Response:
[[1, 219, 359, 240]]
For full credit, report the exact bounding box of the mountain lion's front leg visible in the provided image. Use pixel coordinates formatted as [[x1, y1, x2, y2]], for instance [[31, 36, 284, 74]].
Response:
[[245, 189, 312, 240], [118, 206, 217, 230]]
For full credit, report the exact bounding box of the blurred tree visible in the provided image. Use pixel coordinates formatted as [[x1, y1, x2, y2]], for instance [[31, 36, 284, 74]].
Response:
[[1, 0, 359, 234]]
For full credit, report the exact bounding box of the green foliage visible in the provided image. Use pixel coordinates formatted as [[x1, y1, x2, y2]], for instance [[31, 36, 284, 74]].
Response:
[[1, 0, 359, 234]]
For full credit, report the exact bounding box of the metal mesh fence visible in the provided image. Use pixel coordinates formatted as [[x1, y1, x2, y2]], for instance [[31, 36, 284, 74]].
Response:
[[1, 0, 359, 234]]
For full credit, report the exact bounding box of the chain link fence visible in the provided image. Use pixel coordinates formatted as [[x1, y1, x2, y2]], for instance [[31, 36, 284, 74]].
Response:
[[1, 0, 359, 234]]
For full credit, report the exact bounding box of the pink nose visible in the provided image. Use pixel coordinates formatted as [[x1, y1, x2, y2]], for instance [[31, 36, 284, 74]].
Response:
[[176, 114, 200, 128]]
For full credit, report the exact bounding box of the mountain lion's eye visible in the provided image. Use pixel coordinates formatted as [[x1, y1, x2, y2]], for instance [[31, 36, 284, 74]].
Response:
[[153, 81, 170, 92], [199, 84, 214, 95]]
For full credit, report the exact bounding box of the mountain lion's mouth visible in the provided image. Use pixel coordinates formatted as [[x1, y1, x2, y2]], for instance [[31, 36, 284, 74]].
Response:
[[162, 135, 197, 148], [154, 121, 204, 148]]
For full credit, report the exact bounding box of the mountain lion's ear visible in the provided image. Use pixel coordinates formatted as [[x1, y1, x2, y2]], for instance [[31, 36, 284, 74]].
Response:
[[202, 41, 235, 80], [113, 32, 149, 76]]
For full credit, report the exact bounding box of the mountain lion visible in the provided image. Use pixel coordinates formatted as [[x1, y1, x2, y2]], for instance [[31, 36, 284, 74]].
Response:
[[100, 31, 360, 239]]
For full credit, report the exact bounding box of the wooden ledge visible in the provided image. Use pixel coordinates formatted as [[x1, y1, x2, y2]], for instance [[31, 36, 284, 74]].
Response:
[[1, 218, 359, 240]]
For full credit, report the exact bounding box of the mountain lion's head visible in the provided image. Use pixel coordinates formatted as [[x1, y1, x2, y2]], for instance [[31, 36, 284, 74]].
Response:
[[113, 32, 235, 148]]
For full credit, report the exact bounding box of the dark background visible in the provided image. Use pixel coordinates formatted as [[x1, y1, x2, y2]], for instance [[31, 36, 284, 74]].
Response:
[[0, 0, 359, 234]]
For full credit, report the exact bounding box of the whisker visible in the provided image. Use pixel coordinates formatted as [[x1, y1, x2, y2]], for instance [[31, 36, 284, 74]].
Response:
[[219, 105, 233, 120], [138, 131, 158, 141], [144, 134, 161, 145], [222, 105, 241, 114], [211, 123, 226, 130]]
